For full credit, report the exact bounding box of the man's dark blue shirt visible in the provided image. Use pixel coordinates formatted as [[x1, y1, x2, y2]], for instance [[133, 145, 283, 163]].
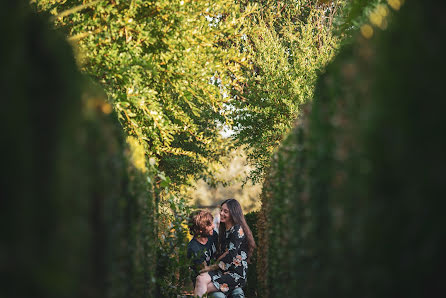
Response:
[[187, 230, 218, 283]]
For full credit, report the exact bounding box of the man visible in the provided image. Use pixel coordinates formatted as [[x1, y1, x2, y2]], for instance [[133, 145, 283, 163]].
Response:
[[187, 210, 244, 298]]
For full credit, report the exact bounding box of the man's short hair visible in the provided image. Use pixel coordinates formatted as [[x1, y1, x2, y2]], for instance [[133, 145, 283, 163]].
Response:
[[188, 210, 213, 236]]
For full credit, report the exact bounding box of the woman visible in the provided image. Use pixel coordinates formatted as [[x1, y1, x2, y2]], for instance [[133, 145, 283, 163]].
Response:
[[194, 199, 256, 297]]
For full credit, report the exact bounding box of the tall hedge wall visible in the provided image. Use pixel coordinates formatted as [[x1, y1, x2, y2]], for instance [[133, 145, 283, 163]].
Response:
[[258, 1, 446, 297], [0, 3, 158, 298], [244, 211, 259, 297]]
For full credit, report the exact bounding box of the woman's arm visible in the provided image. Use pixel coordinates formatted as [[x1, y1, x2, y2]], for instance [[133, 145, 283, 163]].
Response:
[[216, 250, 228, 262], [199, 246, 230, 273]]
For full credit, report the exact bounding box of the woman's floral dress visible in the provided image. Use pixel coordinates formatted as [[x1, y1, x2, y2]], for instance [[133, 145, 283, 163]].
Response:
[[208, 224, 249, 294]]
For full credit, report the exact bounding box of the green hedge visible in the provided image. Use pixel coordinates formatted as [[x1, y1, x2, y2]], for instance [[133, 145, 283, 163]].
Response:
[[0, 4, 158, 298], [244, 211, 259, 297], [258, 1, 445, 297]]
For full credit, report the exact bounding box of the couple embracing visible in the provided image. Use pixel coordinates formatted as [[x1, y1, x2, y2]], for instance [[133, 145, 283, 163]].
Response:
[[187, 199, 256, 297]]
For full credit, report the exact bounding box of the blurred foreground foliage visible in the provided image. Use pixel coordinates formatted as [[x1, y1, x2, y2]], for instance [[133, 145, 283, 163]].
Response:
[[1, 2, 190, 297], [258, 0, 446, 297]]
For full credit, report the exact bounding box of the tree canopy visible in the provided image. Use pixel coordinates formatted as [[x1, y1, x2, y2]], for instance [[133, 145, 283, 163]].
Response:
[[35, 0, 256, 183], [230, 0, 344, 181], [34, 0, 381, 184]]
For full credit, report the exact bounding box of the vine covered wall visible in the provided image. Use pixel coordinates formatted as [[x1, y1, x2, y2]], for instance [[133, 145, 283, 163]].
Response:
[[258, 1, 446, 297]]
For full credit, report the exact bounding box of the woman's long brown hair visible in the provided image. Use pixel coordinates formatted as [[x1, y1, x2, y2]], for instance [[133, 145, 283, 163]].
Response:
[[218, 198, 256, 262]]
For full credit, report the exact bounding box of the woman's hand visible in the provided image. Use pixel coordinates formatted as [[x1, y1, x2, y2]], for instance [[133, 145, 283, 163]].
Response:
[[199, 263, 219, 274]]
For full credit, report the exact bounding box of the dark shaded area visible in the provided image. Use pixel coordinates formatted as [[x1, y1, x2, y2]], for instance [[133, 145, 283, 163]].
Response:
[[0, 2, 157, 298], [258, 1, 446, 297]]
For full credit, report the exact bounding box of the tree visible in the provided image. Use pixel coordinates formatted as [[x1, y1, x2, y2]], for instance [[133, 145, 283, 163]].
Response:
[[35, 0, 256, 184], [230, 0, 343, 182]]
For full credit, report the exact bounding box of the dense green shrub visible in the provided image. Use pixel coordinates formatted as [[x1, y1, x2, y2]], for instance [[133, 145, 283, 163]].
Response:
[[258, 1, 446, 297], [0, 4, 160, 298], [155, 193, 191, 297], [244, 211, 259, 297], [1, 4, 87, 297]]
